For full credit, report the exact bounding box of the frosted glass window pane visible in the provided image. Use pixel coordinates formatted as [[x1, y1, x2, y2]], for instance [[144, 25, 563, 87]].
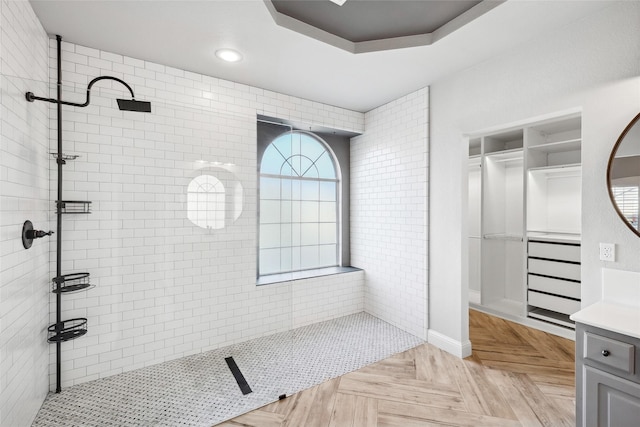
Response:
[[319, 223, 336, 244], [301, 223, 319, 245], [292, 247, 301, 271], [300, 134, 325, 161], [280, 162, 294, 177], [280, 248, 292, 271], [290, 201, 301, 222], [319, 202, 336, 222], [260, 177, 281, 199], [300, 246, 319, 269], [295, 156, 315, 178], [260, 224, 280, 249], [291, 180, 301, 200], [319, 182, 336, 201], [273, 134, 293, 159], [260, 200, 280, 224], [281, 224, 292, 246], [280, 201, 292, 223], [281, 179, 292, 200], [315, 154, 336, 179], [260, 249, 281, 275], [291, 223, 301, 246], [319, 245, 337, 266], [260, 145, 283, 175], [301, 201, 319, 222], [301, 181, 319, 200]]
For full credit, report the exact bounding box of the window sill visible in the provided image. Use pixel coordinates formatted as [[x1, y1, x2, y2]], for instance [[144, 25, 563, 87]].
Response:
[[257, 266, 362, 286]]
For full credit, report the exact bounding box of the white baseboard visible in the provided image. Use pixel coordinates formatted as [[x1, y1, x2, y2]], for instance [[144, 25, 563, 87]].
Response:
[[427, 329, 472, 358]]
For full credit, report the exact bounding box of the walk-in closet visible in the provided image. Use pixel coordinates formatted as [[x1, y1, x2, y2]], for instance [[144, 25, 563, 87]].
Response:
[[468, 113, 582, 332]]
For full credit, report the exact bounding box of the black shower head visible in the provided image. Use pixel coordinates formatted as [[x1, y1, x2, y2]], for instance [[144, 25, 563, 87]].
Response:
[[117, 98, 152, 113]]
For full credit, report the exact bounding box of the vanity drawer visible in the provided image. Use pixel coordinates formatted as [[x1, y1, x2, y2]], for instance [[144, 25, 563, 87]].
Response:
[[528, 241, 580, 263], [528, 274, 581, 299], [528, 258, 581, 281], [584, 332, 635, 374], [528, 290, 580, 315]]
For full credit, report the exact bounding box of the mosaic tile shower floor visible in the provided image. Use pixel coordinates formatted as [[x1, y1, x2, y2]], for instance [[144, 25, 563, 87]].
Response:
[[32, 313, 423, 426]]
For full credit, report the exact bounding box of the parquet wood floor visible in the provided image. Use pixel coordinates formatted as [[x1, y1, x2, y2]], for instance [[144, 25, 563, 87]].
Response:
[[219, 310, 576, 426]]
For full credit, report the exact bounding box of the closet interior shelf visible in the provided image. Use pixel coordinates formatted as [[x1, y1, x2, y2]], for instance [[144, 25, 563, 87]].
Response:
[[482, 233, 523, 242]]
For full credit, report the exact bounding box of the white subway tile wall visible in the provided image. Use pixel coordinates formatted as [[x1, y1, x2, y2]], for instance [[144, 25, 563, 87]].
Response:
[[292, 271, 364, 328], [0, 0, 51, 425], [350, 88, 429, 339], [47, 39, 365, 389]]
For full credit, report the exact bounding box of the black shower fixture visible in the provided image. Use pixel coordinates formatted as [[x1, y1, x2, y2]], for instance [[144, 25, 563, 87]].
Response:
[[26, 75, 151, 113], [117, 98, 152, 113], [24, 34, 152, 394], [22, 220, 53, 249]]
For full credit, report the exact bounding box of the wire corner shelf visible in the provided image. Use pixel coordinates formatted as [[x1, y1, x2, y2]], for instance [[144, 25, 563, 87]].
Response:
[[52, 272, 93, 293], [47, 318, 88, 343], [57, 200, 92, 214]]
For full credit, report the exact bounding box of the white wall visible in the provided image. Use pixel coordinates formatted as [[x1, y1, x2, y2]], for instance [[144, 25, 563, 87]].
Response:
[[430, 1, 640, 351], [48, 40, 365, 389], [0, 0, 50, 424], [351, 88, 429, 339]]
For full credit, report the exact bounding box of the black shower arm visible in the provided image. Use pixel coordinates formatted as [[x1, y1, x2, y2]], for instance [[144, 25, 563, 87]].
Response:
[[26, 76, 137, 107]]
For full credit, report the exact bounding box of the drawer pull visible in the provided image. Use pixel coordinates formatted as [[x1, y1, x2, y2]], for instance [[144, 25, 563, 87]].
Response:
[[602, 350, 610, 357]]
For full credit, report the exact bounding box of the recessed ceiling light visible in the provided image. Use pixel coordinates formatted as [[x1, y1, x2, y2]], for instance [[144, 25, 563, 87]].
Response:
[[215, 48, 243, 63], [330, 0, 347, 5]]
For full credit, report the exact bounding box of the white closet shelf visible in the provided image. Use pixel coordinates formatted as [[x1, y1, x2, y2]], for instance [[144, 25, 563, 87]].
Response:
[[527, 231, 581, 243], [528, 163, 581, 174], [485, 148, 523, 161], [483, 233, 523, 242], [528, 138, 581, 153]]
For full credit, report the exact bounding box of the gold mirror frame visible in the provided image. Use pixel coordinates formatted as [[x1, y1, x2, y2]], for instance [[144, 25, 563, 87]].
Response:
[[606, 112, 640, 238]]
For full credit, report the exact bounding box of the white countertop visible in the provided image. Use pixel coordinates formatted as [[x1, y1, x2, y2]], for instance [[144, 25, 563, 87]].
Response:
[[571, 301, 640, 340]]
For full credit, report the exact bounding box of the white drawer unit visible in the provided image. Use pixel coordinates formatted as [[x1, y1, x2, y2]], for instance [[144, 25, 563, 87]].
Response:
[[528, 290, 581, 315], [528, 258, 581, 281], [527, 238, 581, 328], [528, 241, 581, 262], [528, 274, 581, 299]]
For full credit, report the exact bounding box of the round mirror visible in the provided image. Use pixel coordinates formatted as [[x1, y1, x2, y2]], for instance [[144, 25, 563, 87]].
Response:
[[607, 112, 640, 237]]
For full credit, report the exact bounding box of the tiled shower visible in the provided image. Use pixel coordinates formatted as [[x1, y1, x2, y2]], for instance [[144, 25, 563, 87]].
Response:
[[0, 1, 429, 425]]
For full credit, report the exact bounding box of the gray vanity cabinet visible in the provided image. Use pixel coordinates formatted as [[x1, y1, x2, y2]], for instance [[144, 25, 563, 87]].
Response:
[[576, 323, 640, 426]]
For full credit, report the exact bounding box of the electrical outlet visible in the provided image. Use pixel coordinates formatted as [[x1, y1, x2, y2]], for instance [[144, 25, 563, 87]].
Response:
[[600, 243, 615, 262]]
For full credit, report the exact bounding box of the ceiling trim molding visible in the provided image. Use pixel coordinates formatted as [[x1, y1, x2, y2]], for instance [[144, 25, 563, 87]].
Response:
[[264, 0, 505, 54]]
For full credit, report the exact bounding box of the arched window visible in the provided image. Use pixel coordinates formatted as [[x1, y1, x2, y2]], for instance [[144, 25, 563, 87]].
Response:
[[259, 131, 340, 275]]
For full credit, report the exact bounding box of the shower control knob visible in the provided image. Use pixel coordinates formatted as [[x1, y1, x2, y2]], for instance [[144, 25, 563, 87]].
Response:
[[21, 220, 54, 249], [30, 229, 54, 238]]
